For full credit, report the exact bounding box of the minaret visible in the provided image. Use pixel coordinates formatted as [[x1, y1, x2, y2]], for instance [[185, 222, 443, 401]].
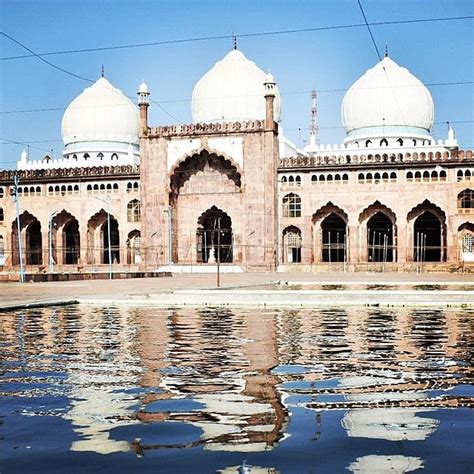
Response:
[[263, 72, 276, 131], [137, 81, 150, 135]]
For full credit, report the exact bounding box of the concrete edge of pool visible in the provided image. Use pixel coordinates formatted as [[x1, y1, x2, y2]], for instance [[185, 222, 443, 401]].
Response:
[[2, 286, 473, 311]]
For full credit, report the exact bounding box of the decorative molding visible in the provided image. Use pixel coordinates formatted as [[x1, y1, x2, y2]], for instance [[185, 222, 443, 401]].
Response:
[[0, 164, 140, 184], [279, 149, 474, 170], [149, 120, 265, 138]]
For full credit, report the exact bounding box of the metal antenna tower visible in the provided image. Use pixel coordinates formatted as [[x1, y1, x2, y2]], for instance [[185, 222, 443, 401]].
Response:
[[310, 89, 319, 146]]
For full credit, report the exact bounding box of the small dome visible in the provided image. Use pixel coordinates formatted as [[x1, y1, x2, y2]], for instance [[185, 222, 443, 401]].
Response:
[[192, 49, 281, 124], [341, 57, 434, 140], [138, 81, 148, 94], [61, 77, 140, 146]]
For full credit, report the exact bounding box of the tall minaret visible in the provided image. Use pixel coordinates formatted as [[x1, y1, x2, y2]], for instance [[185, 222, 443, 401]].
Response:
[[137, 81, 150, 134]]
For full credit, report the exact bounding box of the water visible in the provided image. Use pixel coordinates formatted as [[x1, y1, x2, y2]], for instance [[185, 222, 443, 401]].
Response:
[[1, 305, 473, 473]]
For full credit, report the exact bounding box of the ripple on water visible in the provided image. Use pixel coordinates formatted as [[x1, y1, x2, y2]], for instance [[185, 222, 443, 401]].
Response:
[[0, 305, 472, 472]]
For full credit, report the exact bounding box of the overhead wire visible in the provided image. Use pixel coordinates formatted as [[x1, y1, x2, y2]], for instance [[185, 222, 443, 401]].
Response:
[[2, 15, 473, 61]]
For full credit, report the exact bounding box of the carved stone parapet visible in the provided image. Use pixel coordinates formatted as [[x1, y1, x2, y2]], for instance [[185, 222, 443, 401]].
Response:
[[278, 149, 473, 170], [149, 120, 265, 138], [0, 164, 140, 184]]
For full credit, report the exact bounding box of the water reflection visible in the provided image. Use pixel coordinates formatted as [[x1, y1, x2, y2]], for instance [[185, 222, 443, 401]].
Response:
[[1, 305, 472, 472]]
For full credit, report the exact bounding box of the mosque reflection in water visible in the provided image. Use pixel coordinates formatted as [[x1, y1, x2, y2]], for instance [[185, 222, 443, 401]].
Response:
[[1, 305, 472, 473]]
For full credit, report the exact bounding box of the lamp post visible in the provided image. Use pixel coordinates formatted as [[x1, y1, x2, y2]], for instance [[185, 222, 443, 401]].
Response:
[[49, 210, 58, 273], [11, 175, 25, 282], [95, 195, 112, 280], [164, 206, 173, 268]]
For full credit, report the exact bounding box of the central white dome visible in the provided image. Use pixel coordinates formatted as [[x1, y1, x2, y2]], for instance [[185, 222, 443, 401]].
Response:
[[192, 49, 281, 124], [62, 77, 140, 147], [341, 57, 434, 140]]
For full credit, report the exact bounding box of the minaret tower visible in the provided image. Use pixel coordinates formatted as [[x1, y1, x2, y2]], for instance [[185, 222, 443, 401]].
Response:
[[137, 81, 150, 134], [309, 89, 319, 147]]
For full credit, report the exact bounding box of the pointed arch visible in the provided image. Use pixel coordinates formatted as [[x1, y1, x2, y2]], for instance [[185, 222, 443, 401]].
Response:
[[282, 225, 302, 263], [312, 201, 348, 224], [169, 148, 242, 194], [358, 200, 396, 224]]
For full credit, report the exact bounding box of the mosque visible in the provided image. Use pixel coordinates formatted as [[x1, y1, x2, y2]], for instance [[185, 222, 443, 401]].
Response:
[[0, 47, 472, 276]]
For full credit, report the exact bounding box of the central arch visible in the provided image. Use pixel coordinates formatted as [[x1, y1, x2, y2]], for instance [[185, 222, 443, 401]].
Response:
[[196, 206, 233, 263]]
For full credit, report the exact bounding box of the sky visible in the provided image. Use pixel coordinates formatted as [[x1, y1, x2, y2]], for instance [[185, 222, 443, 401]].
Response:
[[0, 0, 473, 169]]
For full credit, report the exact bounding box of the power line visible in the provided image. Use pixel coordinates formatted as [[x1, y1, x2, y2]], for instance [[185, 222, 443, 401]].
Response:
[[1, 80, 472, 115], [0, 32, 94, 83], [2, 16, 473, 61], [357, 0, 382, 61]]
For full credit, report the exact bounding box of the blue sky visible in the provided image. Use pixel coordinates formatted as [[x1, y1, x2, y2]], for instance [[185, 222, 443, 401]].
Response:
[[1, 0, 473, 169]]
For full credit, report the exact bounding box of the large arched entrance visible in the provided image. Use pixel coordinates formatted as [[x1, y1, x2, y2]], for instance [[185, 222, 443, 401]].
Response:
[[102, 218, 120, 264], [413, 211, 442, 262], [367, 212, 394, 262], [196, 206, 233, 263], [321, 214, 347, 262]]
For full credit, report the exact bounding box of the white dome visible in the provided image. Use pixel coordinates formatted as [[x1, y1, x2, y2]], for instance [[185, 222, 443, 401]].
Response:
[[341, 57, 434, 140], [61, 77, 140, 146], [192, 49, 281, 124]]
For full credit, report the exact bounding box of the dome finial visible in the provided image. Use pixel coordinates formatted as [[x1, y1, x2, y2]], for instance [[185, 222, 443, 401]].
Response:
[[232, 34, 237, 50], [384, 43, 389, 58], [101, 65, 105, 78]]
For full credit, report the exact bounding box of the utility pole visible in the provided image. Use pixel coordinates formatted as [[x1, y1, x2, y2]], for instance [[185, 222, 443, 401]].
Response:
[[49, 210, 58, 273], [309, 89, 320, 146], [216, 217, 221, 288], [11, 175, 25, 282]]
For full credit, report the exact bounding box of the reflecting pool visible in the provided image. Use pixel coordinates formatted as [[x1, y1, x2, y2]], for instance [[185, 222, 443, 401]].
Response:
[[1, 306, 473, 473]]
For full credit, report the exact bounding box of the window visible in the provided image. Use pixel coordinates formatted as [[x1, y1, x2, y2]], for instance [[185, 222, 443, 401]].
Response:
[[74, 185, 80, 194], [295, 175, 301, 187], [431, 171, 438, 181], [327, 174, 333, 183], [97, 152, 104, 160], [0, 188, 4, 199], [127, 199, 141, 222], [466, 170, 472, 180], [423, 171, 430, 182], [36, 186, 41, 195], [380, 138, 388, 147], [113, 183, 119, 193], [342, 174, 349, 183], [365, 140, 372, 147], [415, 171, 421, 182], [413, 139, 417, 146], [390, 172, 397, 183], [366, 173, 373, 183], [458, 189, 474, 210], [83, 153, 90, 160], [462, 234, 473, 253], [282, 193, 301, 218], [111, 153, 118, 160], [311, 175, 317, 184], [382, 172, 389, 183], [335, 174, 341, 183], [281, 176, 287, 184], [457, 170, 464, 182], [0, 207, 3, 222], [48, 186, 54, 195], [440, 170, 447, 181], [358, 173, 364, 184], [289, 175, 294, 186], [397, 138, 404, 146], [133, 182, 139, 191]]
